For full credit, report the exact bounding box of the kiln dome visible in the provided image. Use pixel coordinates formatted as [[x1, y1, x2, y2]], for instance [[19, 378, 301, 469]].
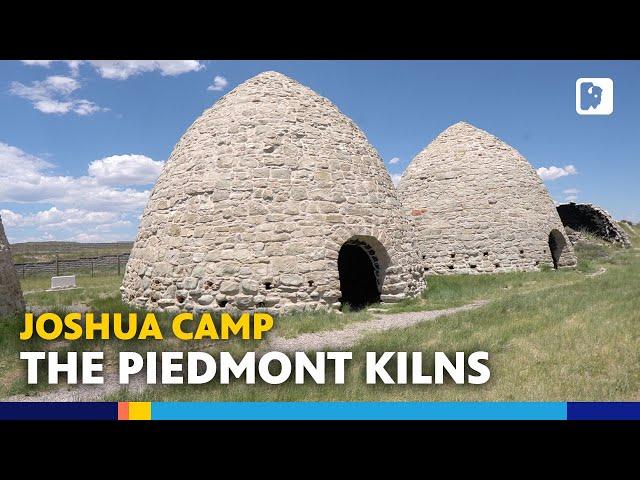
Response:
[[122, 71, 425, 314], [397, 121, 576, 274]]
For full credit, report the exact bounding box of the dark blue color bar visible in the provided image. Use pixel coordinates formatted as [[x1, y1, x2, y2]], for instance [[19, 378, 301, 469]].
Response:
[[3, 402, 639, 420], [153, 402, 567, 420], [567, 402, 640, 420], [0, 402, 117, 420]]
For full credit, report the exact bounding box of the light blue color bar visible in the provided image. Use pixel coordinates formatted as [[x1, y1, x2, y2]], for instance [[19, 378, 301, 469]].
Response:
[[152, 402, 567, 420]]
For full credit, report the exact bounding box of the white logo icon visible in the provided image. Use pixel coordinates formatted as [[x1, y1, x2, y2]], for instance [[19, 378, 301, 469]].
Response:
[[576, 78, 613, 115]]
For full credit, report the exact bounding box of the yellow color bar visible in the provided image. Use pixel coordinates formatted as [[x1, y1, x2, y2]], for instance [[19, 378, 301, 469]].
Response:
[[128, 402, 152, 420]]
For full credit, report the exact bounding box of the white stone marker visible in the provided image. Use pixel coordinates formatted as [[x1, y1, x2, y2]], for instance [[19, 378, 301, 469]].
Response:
[[51, 275, 76, 290]]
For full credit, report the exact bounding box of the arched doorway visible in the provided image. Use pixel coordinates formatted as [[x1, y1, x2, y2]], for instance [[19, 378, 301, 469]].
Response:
[[548, 229, 567, 269], [338, 236, 388, 310]]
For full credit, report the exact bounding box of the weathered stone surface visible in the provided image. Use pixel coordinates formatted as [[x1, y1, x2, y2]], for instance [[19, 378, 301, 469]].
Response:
[[219, 280, 239, 295], [197, 294, 215, 306], [397, 122, 577, 274], [241, 279, 259, 295], [122, 71, 425, 313], [0, 215, 25, 317]]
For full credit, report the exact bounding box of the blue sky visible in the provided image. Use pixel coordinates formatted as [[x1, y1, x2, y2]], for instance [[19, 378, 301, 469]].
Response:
[[0, 60, 638, 243]]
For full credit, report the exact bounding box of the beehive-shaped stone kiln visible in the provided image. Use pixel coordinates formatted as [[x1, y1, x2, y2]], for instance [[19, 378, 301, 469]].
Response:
[[397, 121, 577, 274], [122, 71, 425, 314]]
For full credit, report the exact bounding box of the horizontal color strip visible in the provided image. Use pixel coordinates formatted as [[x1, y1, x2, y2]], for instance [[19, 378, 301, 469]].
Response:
[[128, 402, 152, 420], [0, 402, 117, 420], [568, 402, 640, 420], [151, 402, 568, 420], [2, 402, 640, 421], [117, 401, 129, 420]]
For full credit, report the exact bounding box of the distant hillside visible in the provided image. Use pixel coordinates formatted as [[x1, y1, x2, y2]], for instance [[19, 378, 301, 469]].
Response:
[[10, 241, 133, 264]]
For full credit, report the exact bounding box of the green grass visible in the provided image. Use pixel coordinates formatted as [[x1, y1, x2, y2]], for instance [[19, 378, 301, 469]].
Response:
[[3, 232, 639, 401], [274, 308, 373, 339], [21, 274, 123, 307]]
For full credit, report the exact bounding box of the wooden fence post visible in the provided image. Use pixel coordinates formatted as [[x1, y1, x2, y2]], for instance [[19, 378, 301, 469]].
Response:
[[55, 254, 59, 276]]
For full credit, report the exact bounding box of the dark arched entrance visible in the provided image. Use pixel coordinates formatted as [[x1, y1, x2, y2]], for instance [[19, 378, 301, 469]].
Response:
[[548, 229, 566, 269], [338, 239, 383, 310]]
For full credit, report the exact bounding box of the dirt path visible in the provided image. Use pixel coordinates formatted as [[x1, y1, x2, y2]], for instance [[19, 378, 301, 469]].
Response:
[[266, 300, 489, 353], [587, 267, 607, 278], [2, 300, 488, 402]]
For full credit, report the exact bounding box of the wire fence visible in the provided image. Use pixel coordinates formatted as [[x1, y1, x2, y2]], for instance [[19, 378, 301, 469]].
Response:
[[14, 253, 130, 278]]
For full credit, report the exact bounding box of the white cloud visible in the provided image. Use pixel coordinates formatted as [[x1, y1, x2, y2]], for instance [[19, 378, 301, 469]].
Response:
[[0, 209, 24, 227], [390, 173, 403, 186], [21, 60, 204, 80], [537, 165, 578, 181], [9, 75, 106, 116], [88, 154, 164, 185], [0, 143, 163, 242], [21, 60, 205, 80], [22, 60, 82, 76], [21, 60, 53, 67], [73, 99, 104, 116], [0, 142, 54, 174], [10, 75, 79, 99], [2, 207, 134, 243], [389, 157, 400, 165], [89, 60, 204, 80], [65, 60, 82, 77], [0, 142, 156, 212], [2, 207, 120, 229], [564, 195, 578, 202], [207, 75, 229, 91], [44, 75, 79, 93]]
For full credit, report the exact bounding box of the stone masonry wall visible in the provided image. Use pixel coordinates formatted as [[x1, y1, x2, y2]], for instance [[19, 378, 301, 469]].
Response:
[[122, 71, 425, 315], [0, 216, 25, 317], [397, 122, 577, 275]]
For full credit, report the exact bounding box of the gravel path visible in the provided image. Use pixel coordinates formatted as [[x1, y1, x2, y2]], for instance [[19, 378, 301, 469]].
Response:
[[3, 300, 488, 402], [266, 300, 489, 353], [586, 267, 607, 278]]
